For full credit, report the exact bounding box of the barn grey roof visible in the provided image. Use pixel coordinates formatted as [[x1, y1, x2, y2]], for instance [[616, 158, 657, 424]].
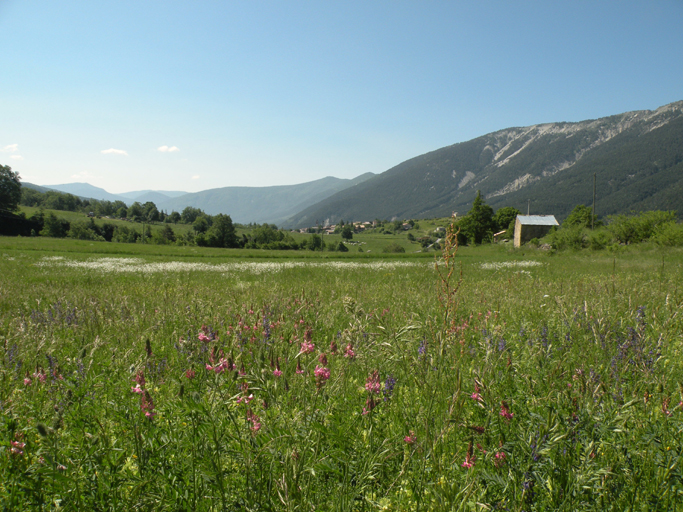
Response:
[[516, 215, 559, 226]]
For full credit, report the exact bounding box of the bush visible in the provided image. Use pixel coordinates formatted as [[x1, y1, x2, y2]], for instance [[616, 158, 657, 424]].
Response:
[[652, 222, 683, 247], [607, 211, 676, 244], [548, 225, 587, 250], [68, 220, 105, 241], [587, 229, 614, 250], [383, 242, 405, 253]]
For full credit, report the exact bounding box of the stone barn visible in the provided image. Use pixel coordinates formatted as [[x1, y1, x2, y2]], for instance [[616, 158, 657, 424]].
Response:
[[514, 215, 559, 247]]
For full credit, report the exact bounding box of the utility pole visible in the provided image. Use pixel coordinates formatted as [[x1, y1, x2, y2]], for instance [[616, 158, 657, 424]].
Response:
[[592, 173, 596, 230], [527, 199, 530, 216]]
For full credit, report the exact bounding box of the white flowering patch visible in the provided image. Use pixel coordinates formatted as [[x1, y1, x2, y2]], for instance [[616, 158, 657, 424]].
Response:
[[479, 260, 543, 270], [36, 256, 428, 274]]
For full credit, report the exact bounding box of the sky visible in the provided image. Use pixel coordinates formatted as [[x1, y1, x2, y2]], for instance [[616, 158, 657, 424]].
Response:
[[1, 1, 682, 194]]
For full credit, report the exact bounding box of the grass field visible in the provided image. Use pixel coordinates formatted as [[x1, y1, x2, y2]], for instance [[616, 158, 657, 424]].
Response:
[[1, 234, 682, 510], [17, 205, 443, 254]]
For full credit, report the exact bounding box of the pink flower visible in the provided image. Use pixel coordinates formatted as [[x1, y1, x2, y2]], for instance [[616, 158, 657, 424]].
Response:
[[198, 332, 210, 342], [494, 451, 507, 468], [273, 368, 283, 378], [344, 343, 355, 359], [470, 392, 483, 402], [11, 441, 26, 455], [185, 369, 195, 379], [365, 370, 381, 395], [499, 401, 514, 422], [314, 365, 330, 389], [133, 370, 145, 387], [141, 390, 155, 418], [461, 442, 476, 469], [300, 341, 315, 354], [404, 431, 416, 444], [246, 409, 261, 433], [24, 377, 32, 386], [362, 396, 376, 415], [131, 384, 144, 394], [296, 360, 304, 374]]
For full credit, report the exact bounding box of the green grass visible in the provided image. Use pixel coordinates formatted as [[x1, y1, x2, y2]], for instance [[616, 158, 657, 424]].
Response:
[[1, 235, 682, 510]]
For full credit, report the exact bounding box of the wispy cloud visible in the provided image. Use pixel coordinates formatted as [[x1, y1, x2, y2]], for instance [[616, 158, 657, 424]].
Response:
[[101, 148, 128, 156], [158, 145, 180, 152], [10, 155, 24, 160], [191, 175, 200, 180], [1, 144, 19, 153]]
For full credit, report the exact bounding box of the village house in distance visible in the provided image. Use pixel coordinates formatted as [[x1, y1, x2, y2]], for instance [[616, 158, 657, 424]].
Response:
[[514, 215, 559, 247]]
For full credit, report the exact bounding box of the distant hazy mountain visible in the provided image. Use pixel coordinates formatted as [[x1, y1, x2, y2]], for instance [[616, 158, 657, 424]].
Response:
[[284, 101, 683, 228], [23, 182, 52, 193], [157, 173, 376, 225], [43, 182, 128, 203], [118, 190, 188, 200]]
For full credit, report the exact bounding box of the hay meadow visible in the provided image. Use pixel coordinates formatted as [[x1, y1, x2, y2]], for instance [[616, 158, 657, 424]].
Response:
[[1, 234, 683, 510]]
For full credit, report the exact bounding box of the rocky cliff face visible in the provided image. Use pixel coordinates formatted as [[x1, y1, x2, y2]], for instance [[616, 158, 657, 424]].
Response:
[[285, 101, 683, 227]]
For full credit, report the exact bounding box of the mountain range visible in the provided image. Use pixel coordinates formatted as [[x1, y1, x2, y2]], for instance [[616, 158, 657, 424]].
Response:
[[32, 100, 683, 227], [284, 100, 683, 228]]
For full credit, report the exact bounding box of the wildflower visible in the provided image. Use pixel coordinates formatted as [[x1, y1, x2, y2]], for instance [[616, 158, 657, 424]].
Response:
[[344, 343, 355, 359], [461, 442, 476, 469], [24, 376, 32, 386], [383, 375, 396, 400], [471, 381, 484, 402], [246, 409, 261, 433], [404, 431, 416, 444], [365, 370, 381, 394], [273, 366, 283, 378], [57, 464, 67, 471], [418, 339, 426, 356], [362, 396, 376, 415], [300, 341, 315, 354], [330, 339, 338, 355], [198, 333, 210, 342], [10, 440, 25, 456], [133, 370, 145, 387], [494, 451, 506, 468], [296, 360, 304, 374], [318, 353, 328, 366], [662, 397, 672, 416], [314, 365, 330, 389], [500, 401, 514, 422], [468, 426, 486, 434], [141, 390, 156, 418], [185, 369, 195, 379], [131, 384, 144, 394]]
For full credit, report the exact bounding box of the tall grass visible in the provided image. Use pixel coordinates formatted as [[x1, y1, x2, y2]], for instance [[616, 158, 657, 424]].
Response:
[[1, 236, 682, 510]]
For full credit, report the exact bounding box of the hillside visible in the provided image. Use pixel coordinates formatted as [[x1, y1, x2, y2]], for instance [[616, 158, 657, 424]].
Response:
[[156, 173, 376, 225], [284, 101, 683, 228], [44, 182, 128, 203]]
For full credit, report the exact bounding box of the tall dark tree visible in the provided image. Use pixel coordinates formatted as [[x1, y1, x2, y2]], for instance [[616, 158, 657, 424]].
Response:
[[461, 190, 495, 244], [493, 206, 521, 232], [341, 225, 353, 241], [564, 204, 600, 228], [0, 165, 22, 213], [207, 214, 239, 248]]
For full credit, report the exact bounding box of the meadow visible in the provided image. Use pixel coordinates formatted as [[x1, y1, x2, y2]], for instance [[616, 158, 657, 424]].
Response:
[[1, 232, 683, 510]]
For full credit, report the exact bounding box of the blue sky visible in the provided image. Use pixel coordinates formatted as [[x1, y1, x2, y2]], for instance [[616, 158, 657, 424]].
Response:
[[1, 1, 682, 193]]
